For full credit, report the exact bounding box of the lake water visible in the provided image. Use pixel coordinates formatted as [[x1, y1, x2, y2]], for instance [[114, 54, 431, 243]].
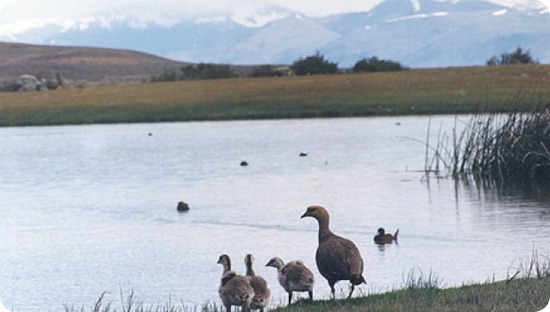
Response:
[[0, 116, 548, 311]]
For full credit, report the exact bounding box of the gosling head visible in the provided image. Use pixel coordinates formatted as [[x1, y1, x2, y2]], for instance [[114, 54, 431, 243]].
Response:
[[245, 254, 254, 267], [265, 257, 284, 270], [217, 254, 231, 270]]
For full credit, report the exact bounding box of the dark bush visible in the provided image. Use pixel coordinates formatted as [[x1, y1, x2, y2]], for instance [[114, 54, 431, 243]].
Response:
[[291, 53, 338, 76], [250, 65, 285, 77], [487, 47, 539, 66], [181, 63, 237, 80], [151, 64, 237, 82], [353, 56, 406, 73]]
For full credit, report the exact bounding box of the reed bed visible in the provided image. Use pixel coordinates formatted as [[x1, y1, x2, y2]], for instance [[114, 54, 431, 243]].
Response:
[[424, 104, 550, 183]]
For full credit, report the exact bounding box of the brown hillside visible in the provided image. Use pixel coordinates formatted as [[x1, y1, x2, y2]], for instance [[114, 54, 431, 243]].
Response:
[[0, 42, 190, 84]]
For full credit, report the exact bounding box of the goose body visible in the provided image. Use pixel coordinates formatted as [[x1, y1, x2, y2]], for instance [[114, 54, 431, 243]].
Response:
[[373, 228, 399, 245], [244, 254, 271, 311], [301, 205, 366, 299], [265, 257, 314, 305], [217, 254, 254, 312]]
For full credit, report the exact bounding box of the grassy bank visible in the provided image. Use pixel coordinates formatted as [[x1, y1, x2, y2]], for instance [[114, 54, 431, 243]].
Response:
[[1, 64, 549, 126], [64, 277, 549, 312], [65, 253, 550, 312], [271, 277, 550, 312]]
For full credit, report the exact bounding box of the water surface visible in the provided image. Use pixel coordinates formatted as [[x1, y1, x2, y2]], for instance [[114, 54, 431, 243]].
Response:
[[0, 116, 548, 311]]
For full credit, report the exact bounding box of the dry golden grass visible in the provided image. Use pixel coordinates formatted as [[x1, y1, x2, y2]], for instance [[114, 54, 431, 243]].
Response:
[[0, 64, 549, 126]]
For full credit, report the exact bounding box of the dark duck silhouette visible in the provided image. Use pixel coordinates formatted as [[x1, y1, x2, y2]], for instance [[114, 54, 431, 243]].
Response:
[[373, 227, 399, 245], [300, 205, 366, 299]]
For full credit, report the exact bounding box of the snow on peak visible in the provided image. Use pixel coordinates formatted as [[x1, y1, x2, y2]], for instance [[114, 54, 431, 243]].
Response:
[[493, 8, 508, 15], [387, 11, 448, 23], [411, 0, 421, 12], [228, 6, 290, 28]]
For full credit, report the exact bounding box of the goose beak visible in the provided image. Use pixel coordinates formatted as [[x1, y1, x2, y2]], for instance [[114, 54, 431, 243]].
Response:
[[300, 211, 309, 218]]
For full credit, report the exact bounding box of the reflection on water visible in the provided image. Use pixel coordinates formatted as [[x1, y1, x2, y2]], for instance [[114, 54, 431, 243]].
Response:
[[0, 117, 548, 311]]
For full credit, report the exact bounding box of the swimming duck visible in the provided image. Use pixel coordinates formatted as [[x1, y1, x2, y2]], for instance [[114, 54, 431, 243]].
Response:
[[373, 228, 399, 245], [301, 205, 366, 299], [217, 254, 254, 312], [265, 257, 314, 305], [244, 254, 271, 312]]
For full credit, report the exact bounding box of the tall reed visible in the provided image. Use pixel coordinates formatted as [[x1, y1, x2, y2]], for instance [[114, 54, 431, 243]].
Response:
[[425, 106, 550, 183]]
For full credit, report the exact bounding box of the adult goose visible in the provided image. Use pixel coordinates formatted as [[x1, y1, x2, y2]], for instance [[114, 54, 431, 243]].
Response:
[[301, 205, 366, 299], [217, 254, 254, 312], [373, 227, 399, 245], [265, 257, 315, 305], [244, 254, 271, 311]]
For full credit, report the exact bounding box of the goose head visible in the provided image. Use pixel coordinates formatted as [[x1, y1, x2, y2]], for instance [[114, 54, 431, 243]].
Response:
[[300, 205, 330, 221]]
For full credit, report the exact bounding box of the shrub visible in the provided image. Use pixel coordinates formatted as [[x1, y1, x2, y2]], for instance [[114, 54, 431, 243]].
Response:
[[487, 47, 539, 66], [291, 53, 338, 76], [250, 65, 285, 77], [151, 64, 237, 82], [181, 63, 237, 80], [353, 56, 406, 73]]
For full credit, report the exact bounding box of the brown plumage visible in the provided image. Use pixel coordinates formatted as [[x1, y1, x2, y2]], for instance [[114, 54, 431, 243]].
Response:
[[373, 227, 399, 245], [244, 254, 271, 311], [265, 257, 314, 305], [301, 205, 366, 299], [217, 254, 254, 312]]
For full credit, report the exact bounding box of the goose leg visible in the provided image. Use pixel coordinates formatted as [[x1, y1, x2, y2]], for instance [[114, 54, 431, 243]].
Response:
[[329, 282, 336, 299], [348, 284, 355, 299], [308, 290, 313, 302]]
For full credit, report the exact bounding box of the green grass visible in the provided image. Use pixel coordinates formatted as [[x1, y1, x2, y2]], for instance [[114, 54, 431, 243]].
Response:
[[63, 277, 549, 312], [271, 278, 549, 312], [64, 253, 550, 312], [1, 65, 550, 126]]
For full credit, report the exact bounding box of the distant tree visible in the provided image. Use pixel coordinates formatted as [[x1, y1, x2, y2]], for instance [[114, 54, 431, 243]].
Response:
[[151, 68, 179, 82], [250, 65, 284, 77], [152, 64, 237, 82], [353, 56, 406, 73], [486, 47, 538, 66], [180, 63, 237, 80], [291, 53, 338, 76]]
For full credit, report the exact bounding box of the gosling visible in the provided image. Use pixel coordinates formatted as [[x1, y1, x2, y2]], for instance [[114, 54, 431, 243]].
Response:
[[265, 257, 314, 305], [217, 254, 254, 312], [244, 254, 271, 311]]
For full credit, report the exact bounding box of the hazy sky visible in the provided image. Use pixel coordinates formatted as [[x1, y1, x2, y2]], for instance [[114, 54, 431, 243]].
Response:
[[0, 0, 547, 31], [0, 0, 380, 21]]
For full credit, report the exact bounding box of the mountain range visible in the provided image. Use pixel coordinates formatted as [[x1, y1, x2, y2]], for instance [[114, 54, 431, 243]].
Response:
[[1, 0, 549, 68]]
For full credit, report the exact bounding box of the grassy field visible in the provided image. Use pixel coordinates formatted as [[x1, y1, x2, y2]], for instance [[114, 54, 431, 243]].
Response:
[[0, 64, 549, 126]]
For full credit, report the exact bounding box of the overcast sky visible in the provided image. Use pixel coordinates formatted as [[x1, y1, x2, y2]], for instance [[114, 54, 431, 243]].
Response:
[[0, 0, 547, 30], [0, 0, 380, 22]]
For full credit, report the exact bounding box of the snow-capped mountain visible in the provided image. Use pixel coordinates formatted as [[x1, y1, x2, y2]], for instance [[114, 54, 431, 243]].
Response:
[[1, 0, 548, 68]]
